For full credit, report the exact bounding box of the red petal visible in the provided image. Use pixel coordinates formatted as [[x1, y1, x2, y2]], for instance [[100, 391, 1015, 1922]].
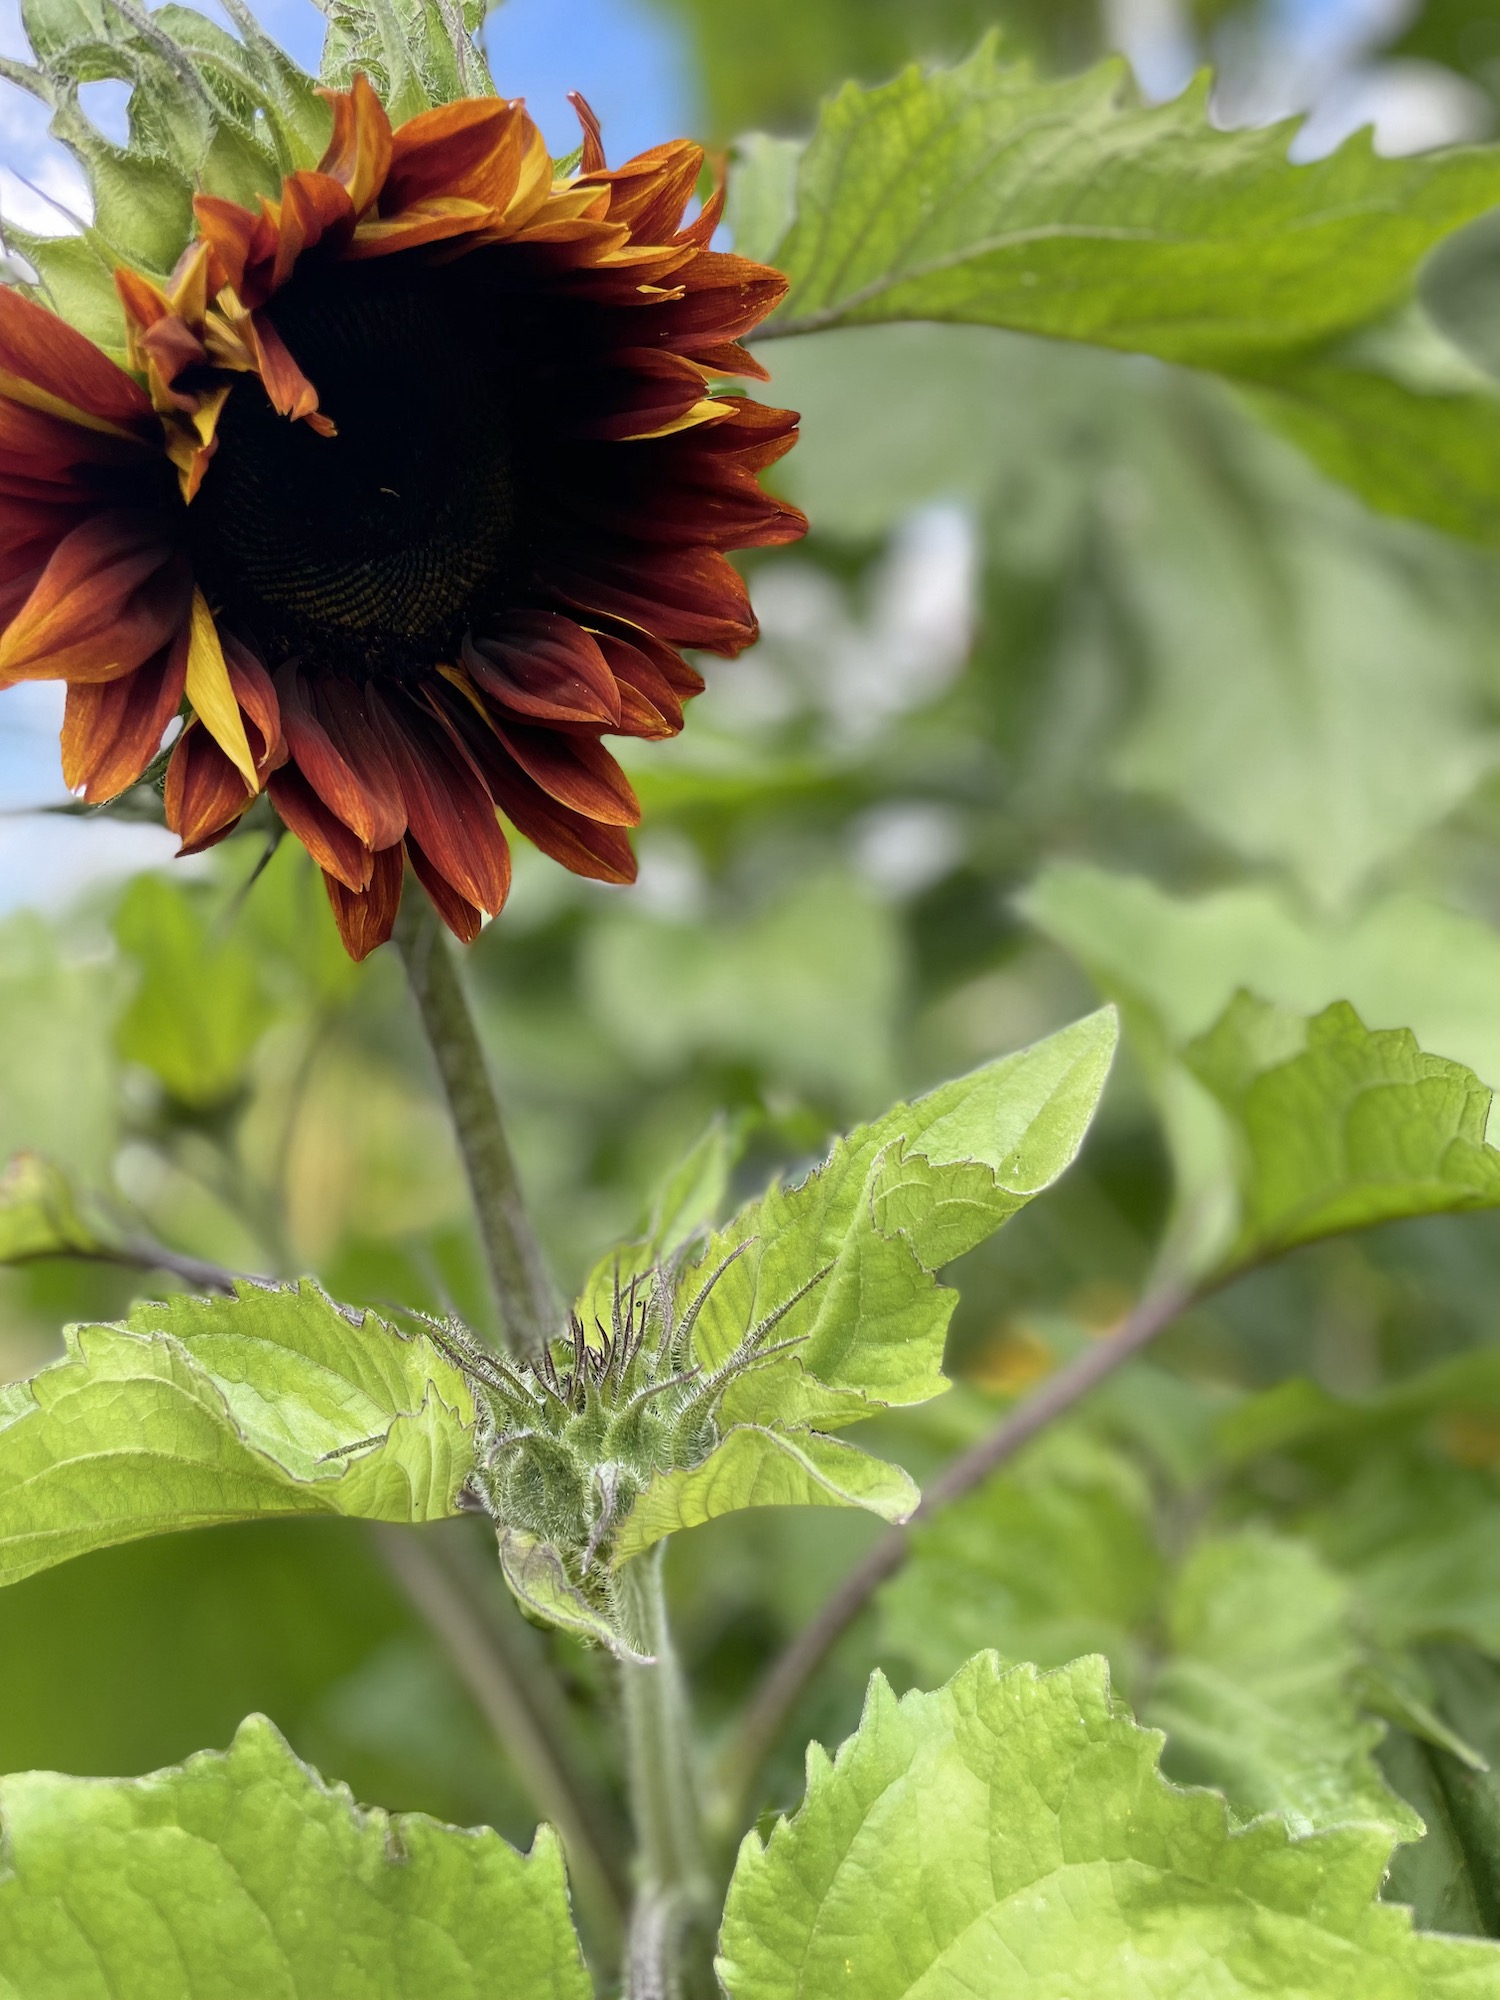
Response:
[[0, 512, 189, 683], [491, 717, 640, 825], [269, 763, 373, 890], [568, 92, 607, 174], [164, 719, 253, 851], [545, 545, 757, 656], [564, 348, 716, 442], [462, 612, 621, 725], [374, 690, 510, 913], [277, 663, 383, 846], [595, 628, 685, 738], [406, 831, 489, 944], [484, 748, 637, 885], [311, 677, 408, 848], [323, 841, 404, 960], [0, 286, 153, 429], [222, 634, 285, 774], [60, 627, 188, 801]]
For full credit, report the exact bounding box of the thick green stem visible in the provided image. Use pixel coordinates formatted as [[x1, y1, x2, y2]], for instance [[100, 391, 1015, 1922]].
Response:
[[615, 1550, 711, 2000], [393, 893, 557, 1358]]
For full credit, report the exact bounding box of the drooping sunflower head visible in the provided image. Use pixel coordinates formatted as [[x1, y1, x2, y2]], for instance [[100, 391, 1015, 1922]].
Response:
[[0, 76, 803, 956]]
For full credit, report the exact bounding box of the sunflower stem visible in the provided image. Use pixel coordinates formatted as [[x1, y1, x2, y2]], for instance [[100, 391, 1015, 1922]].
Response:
[[614, 1549, 712, 2000], [393, 892, 558, 1359]]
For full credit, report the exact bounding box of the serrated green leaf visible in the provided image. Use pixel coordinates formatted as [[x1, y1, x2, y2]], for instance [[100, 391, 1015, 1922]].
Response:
[[0, 1279, 475, 1587], [0, 1151, 99, 1265], [679, 1009, 1116, 1429], [1187, 994, 1500, 1266], [727, 132, 802, 264], [615, 1426, 917, 1562], [1150, 1530, 1420, 1837], [0, 1712, 590, 1998], [760, 39, 1500, 369], [318, 0, 493, 121], [495, 1527, 646, 1663], [2, 226, 125, 355], [720, 1653, 1500, 1999]]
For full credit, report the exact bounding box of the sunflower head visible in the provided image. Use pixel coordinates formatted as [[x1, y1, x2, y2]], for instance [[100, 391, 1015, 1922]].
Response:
[[0, 38, 803, 957]]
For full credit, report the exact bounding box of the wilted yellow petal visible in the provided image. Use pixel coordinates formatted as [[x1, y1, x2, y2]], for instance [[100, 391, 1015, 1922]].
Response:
[[183, 589, 257, 790], [621, 396, 732, 442]]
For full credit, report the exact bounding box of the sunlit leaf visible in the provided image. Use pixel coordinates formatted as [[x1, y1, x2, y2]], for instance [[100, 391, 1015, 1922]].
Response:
[[756, 40, 1500, 368], [680, 1008, 1117, 1428], [719, 1654, 1500, 1999], [0, 1712, 590, 1999], [0, 1280, 475, 1586], [1187, 993, 1500, 1266], [615, 1425, 917, 1562]]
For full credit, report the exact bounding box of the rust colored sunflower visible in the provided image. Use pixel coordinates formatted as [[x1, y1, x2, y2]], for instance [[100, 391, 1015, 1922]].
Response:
[[0, 78, 803, 956]]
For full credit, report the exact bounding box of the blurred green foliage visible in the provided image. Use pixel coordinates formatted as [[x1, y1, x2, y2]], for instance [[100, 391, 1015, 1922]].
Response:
[[9, 0, 1500, 1952]]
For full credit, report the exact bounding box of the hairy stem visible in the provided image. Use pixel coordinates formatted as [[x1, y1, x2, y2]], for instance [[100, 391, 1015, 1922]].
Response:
[[393, 894, 557, 1357], [375, 1524, 630, 1961], [615, 1549, 711, 2000], [715, 1281, 1194, 1824]]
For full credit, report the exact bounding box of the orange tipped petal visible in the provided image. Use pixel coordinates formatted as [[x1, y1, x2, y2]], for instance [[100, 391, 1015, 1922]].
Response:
[[60, 626, 189, 801], [164, 719, 254, 852], [568, 92, 607, 174], [486, 751, 637, 884], [318, 73, 394, 217], [0, 287, 153, 434], [0, 513, 188, 684], [384, 97, 526, 213]]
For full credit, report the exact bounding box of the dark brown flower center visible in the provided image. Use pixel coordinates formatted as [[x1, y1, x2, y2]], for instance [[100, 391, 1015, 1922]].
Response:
[[188, 256, 524, 678]]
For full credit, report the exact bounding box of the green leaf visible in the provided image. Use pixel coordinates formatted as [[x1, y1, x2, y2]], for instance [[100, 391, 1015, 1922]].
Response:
[[495, 1527, 648, 1664], [0, 1280, 476, 1587], [680, 1008, 1117, 1427], [720, 1653, 1500, 1999], [114, 875, 271, 1108], [575, 1116, 743, 1338], [318, 0, 494, 122], [881, 1428, 1162, 1695], [0, 1151, 100, 1265], [1186, 993, 1500, 1266], [1149, 1530, 1420, 1837], [1239, 357, 1500, 547], [0, 1712, 590, 1998], [615, 1426, 917, 1562], [759, 39, 1500, 370], [1383, 1648, 1500, 1939]]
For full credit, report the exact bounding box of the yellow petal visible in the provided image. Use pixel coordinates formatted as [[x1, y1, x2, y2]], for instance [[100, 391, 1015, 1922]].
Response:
[[621, 396, 732, 442], [183, 589, 257, 790]]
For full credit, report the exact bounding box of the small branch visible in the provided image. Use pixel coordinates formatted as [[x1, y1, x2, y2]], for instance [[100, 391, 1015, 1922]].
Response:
[[374, 1524, 630, 1961], [715, 1280, 1195, 1822], [615, 1550, 712, 2000], [6, 1241, 245, 1295], [393, 894, 558, 1359]]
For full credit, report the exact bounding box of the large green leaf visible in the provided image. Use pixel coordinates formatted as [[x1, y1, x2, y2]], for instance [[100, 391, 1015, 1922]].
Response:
[[755, 40, 1500, 368], [0, 1713, 590, 1998], [0, 1280, 475, 1587], [719, 1653, 1500, 1999], [1186, 994, 1500, 1266], [882, 1435, 1413, 1836], [679, 1008, 1117, 1428]]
